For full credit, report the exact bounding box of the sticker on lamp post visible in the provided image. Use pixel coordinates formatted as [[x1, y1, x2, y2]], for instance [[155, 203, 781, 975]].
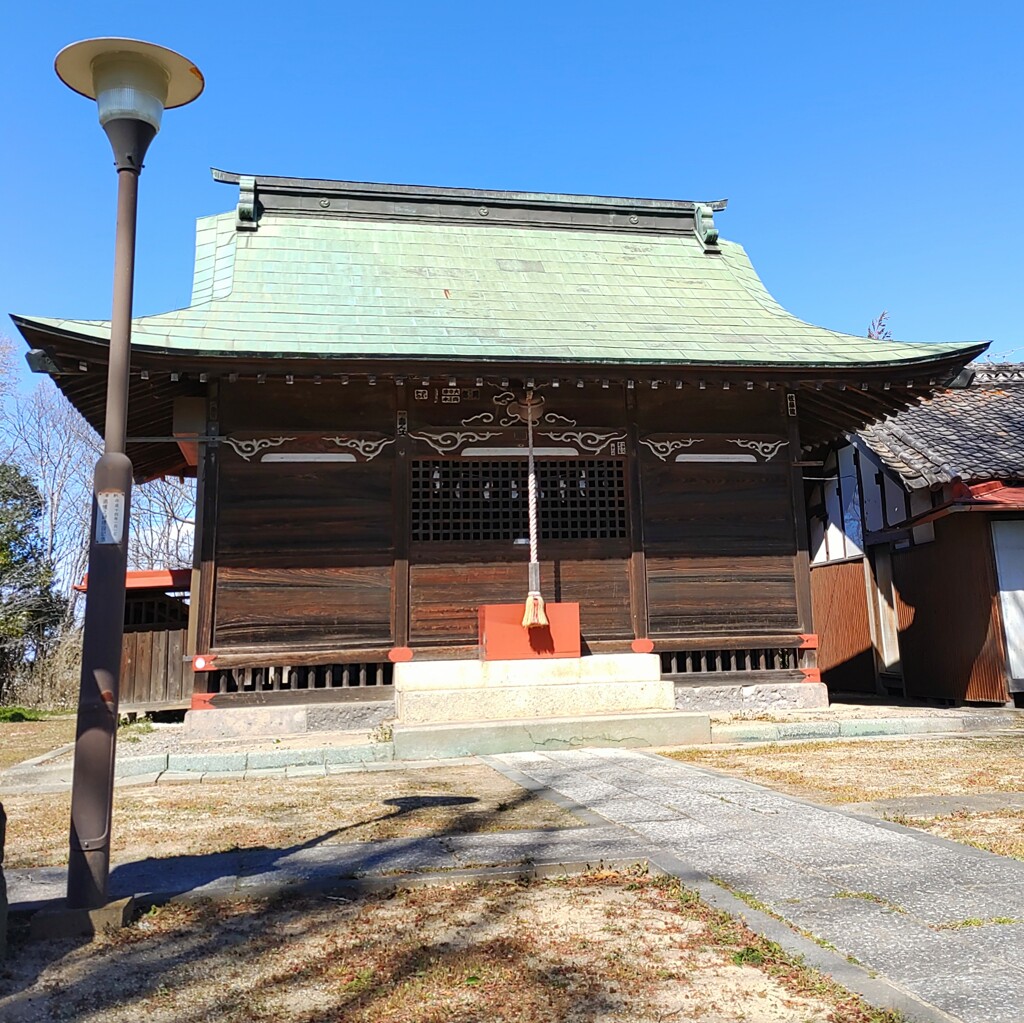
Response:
[[96, 490, 126, 545]]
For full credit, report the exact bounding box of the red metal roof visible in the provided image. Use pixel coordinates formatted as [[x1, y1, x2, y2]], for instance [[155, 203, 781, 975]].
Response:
[[75, 569, 192, 593], [967, 482, 1024, 510]]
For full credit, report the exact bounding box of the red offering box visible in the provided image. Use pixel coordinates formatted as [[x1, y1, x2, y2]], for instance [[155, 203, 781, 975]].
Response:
[[478, 603, 581, 661]]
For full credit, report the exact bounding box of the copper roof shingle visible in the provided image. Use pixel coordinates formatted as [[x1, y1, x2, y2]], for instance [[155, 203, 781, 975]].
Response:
[[11, 171, 987, 371]]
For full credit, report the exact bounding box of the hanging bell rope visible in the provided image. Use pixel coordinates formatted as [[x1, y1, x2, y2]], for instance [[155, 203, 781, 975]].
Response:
[[521, 390, 548, 629]]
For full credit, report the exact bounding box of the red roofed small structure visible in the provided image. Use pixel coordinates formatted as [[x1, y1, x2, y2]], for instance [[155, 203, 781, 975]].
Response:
[[808, 364, 1024, 705]]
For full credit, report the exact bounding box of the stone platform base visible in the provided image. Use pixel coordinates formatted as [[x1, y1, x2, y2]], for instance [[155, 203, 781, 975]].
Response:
[[674, 681, 829, 713], [394, 653, 669, 725], [392, 710, 711, 759], [183, 699, 393, 739]]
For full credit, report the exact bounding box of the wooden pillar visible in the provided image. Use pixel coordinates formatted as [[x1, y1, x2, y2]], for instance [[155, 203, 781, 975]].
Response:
[[392, 385, 411, 648], [192, 384, 219, 695], [625, 386, 649, 640], [785, 390, 816, 670]]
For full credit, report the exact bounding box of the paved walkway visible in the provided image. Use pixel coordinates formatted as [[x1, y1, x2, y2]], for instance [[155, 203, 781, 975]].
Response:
[[489, 749, 1024, 1023]]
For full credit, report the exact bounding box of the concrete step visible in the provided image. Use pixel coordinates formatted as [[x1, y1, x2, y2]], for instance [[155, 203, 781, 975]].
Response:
[[392, 710, 712, 759], [674, 680, 829, 712], [183, 699, 393, 739]]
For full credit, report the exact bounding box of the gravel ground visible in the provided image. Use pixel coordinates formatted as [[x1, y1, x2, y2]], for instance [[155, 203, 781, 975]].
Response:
[[2, 762, 580, 869], [0, 873, 900, 1023]]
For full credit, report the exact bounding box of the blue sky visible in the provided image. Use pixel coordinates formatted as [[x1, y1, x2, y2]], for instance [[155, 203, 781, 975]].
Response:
[[2, 0, 1022, 371]]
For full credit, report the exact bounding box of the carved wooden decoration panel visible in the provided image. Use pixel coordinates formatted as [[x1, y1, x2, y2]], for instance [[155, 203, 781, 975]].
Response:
[[222, 434, 395, 464], [640, 434, 789, 463]]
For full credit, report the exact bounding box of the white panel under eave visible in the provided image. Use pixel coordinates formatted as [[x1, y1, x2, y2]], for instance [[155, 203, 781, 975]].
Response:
[[992, 521, 1024, 682], [823, 477, 845, 560], [909, 490, 935, 545], [883, 474, 908, 528], [837, 446, 864, 558], [854, 442, 886, 534]]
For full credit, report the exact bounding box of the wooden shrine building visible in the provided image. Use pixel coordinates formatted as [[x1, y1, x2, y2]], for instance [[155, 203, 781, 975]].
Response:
[[12, 171, 986, 733]]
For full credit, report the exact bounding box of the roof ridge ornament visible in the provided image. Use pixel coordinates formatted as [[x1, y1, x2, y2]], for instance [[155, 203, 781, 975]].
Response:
[[694, 204, 720, 253], [973, 364, 1024, 384], [236, 174, 259, 231]]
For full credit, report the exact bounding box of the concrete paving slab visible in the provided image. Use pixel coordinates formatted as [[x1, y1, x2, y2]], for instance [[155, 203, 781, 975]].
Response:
[[951, 924, 1024, 971], [882, 963, 1024, 1023]]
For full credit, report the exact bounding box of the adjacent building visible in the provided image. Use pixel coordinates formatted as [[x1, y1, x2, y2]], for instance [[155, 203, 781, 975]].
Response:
[[809, 365, 1023, 704]]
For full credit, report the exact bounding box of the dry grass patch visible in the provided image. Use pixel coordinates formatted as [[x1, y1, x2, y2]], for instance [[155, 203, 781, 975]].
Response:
[[664, 734, 1024, 805], [888, 807, 1024, 863], [0, 715, 75, 771], [1, 764, 579, 869], [0, 873, 904, 1023]]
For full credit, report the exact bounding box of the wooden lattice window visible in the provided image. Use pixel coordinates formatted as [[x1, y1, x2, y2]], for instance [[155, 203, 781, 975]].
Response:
[[411, 459, 627, 543]]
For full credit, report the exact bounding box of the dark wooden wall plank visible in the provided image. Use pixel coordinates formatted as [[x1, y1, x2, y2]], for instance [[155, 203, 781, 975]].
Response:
[[647, 555, 798, 635], [893, 515, 1008, 703], [410, 558, 634, 645], [411, 562, 531, 645], [215, 565, 394, 648], [217, 459, 395, 565], [121, 634, 137, 705], [786, 395, 814, 638]]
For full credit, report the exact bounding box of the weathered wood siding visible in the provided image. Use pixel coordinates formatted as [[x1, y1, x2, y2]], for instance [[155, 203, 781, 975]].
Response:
[[637, 388, 799, 638], [810, 559, 876, 693], [212, 383, 396, 651], [892, 514, 1008, 703], [201, 379, 805, 659], [120, 593, 193, 709]]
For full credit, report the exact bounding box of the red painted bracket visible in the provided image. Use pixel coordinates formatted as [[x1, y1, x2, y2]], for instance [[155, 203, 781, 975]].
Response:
[[190, 692, 216, 710], [798, 634, 819, 650], [192, 654, 218, 672], [799, 667, 822, 684]]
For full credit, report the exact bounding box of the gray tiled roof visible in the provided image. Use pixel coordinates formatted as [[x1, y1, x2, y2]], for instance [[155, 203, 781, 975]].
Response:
[[858, 366, 1024, 487]]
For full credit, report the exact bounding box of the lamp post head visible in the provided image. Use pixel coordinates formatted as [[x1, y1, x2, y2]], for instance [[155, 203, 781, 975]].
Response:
[[55, 38, 203, 171]]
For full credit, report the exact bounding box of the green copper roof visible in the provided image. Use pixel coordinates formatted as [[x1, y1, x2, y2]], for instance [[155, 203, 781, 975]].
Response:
[[16, 175, 983, 368]]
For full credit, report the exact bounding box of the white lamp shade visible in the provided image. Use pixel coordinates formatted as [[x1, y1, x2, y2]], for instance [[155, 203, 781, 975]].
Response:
[[92, 52, 169, 130], [55, 38, 204, 130]]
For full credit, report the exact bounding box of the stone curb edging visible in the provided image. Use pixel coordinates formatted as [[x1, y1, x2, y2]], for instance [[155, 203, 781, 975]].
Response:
[[0, 743, 396, 791], [0, 712, 1016, 793], [709, 713, 1016, 744]]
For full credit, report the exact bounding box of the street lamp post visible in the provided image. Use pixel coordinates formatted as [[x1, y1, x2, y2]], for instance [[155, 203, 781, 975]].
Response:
[[54, 39, 203, 909]]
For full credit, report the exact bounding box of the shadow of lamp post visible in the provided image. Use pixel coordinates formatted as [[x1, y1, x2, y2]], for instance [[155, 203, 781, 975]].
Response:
[[54, 38, 204, 910]]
